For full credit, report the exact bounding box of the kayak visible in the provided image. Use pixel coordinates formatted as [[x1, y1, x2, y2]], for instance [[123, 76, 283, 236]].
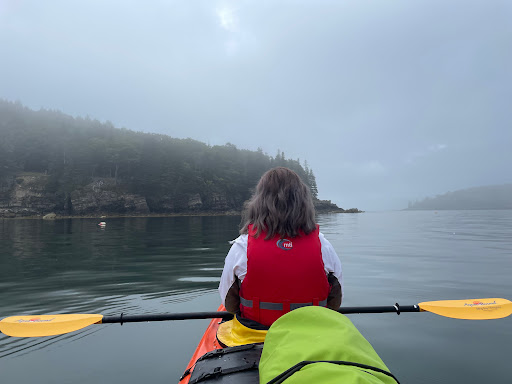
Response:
[[179, 305, 400, 384], [178, 305, 261, 384]]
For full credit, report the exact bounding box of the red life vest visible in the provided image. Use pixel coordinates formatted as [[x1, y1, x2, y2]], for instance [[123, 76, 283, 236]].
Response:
[[239, 224, 330, 326]]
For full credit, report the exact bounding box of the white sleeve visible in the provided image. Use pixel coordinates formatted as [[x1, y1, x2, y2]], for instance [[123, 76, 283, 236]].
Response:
[[218, 234, 248, 305], [319, 232, 343, 289]]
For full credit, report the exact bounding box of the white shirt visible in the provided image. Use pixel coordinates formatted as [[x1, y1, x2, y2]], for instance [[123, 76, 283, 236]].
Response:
[[218, 232, 343, 305]]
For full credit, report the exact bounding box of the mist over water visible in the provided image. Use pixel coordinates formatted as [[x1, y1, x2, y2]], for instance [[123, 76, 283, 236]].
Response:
[[0, 212, 511, 383], [2, 2, 512, 211]]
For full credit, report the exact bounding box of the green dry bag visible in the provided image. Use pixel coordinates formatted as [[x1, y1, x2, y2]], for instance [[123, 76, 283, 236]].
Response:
[[259, 306, 399, 384]]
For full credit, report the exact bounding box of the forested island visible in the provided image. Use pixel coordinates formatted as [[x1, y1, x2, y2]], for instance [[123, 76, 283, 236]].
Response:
[[406, 184, 512, 210], [0, 100, 358, 218]]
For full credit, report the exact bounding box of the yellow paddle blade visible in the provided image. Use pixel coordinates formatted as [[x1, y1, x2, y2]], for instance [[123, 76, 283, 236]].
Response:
[[0, 314, 103, 337], [419, 298, 512, 320]]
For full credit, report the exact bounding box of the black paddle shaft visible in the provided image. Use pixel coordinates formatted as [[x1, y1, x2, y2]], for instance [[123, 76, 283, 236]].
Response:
[[339, 305, 419, 315], [100, 305, 420, 324], [101, 311, 234, 324]]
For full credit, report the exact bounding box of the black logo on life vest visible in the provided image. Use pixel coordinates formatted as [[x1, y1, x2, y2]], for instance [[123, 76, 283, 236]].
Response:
[[277, 239, 293, 250]]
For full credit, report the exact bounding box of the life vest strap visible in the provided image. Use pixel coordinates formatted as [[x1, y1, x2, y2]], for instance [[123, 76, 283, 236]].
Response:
[[240, 296, 327, 311]]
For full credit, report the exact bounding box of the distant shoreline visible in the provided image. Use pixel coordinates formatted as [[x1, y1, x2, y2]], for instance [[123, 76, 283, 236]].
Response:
[[405, 184, 512, 211], [403, 207, 512, 211], [2, 212, 240, 220], [2, 209, 357, 220]]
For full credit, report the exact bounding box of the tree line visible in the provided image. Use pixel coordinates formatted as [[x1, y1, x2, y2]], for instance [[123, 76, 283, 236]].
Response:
[[406, 184, 512, 210], [0, 99, 319, 213]]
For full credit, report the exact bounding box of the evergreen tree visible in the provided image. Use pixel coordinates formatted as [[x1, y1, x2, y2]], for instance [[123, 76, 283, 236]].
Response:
[[0, 99, 323, 213]]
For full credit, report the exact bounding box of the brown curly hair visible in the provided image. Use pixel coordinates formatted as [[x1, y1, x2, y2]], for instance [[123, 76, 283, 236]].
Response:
[[240, 167, 317, 239]]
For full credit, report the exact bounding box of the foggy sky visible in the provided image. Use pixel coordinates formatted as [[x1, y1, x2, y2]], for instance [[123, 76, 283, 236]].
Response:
[[1, 0, 511, 211]]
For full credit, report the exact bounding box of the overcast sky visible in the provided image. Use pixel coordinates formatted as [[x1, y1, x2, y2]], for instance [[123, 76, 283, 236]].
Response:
[[1, 0, 511, 210]]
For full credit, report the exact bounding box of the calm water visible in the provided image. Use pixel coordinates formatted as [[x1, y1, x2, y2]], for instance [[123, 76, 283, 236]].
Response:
[[0, 211, 511, 384]]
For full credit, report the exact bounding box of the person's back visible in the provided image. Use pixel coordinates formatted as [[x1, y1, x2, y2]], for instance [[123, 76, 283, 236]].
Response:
[[218, 167, 343, 330], [239, 224, 331, 326]]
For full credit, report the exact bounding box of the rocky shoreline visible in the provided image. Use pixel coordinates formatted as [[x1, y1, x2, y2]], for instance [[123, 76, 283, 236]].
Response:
[[0, 172, 362, 219], [4, 211, 241, 220], [2, 206, 362, 220]]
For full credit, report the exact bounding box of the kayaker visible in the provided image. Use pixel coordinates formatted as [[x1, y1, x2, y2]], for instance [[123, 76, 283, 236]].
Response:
[[218, 166, 343, 330]]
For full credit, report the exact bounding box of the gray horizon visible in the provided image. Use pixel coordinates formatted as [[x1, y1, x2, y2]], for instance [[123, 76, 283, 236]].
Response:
[[1, 0, 511, 211]]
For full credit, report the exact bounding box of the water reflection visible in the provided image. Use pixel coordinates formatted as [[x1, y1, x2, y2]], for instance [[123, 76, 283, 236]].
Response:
[[0, 216, 240, 359], [1, 212, 511, 384]]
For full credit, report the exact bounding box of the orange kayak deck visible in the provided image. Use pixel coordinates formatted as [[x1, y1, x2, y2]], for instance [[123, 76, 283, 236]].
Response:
[[179, 305, 226, 383], [178, 305, 262, 384]]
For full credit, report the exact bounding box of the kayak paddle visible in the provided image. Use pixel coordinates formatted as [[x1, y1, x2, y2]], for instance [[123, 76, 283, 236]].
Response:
[[1, 298, 510, 338]]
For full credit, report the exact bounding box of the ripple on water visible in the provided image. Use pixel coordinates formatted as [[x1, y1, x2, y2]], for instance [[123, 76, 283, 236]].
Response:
[[198, 267, 223, 271], [0, 289, 218, 360], [178, 277, 221, 282]]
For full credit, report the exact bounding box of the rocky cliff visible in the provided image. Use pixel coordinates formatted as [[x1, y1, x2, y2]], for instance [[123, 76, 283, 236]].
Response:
[[0, 173, 357, 218], [0, 172, 243, 218], [0, 173, 58, 217]]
